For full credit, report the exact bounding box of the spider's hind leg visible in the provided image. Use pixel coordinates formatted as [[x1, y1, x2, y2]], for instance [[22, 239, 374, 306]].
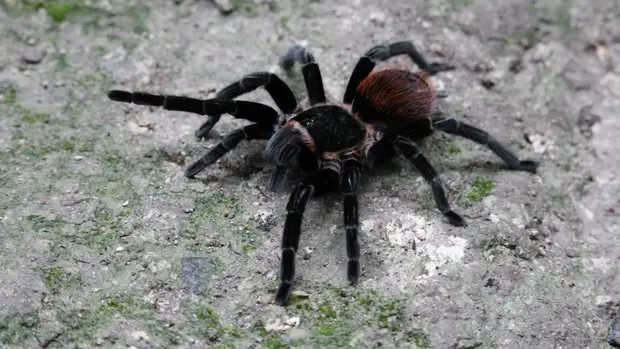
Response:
[[279, 43, 326, 105], [343, 40, 453, 104], [432, 116, 538, 173]]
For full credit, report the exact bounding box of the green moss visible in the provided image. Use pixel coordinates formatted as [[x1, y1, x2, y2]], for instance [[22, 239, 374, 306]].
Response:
[[54, 52, 69, 70], [24, 215, 66, 232], [404, 328, 431, 347], [0, 85, 17, 104], [447, 145, 462, 154], [183, 193, 241, 240], [462, 176, 495, 205], [41, 266, 82, 294], [231, 0, 259, 16], [52, 294, 184, 346], [45, 1, 81, 22], [0, 312, 40, 345]]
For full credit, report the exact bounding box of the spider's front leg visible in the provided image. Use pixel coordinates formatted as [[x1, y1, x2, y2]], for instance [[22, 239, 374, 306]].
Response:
[[275, 174, 316, 306], [196, 72, 299, 138], [341, 159, 362, 284], [394, 136, 466, 227]]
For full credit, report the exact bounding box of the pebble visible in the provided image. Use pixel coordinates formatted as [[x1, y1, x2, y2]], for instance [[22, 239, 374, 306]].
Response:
[[302, 246, 313, 260], [369, 11, 386, 26], [284, 316, 300, 327], [610, 316, 620, 347], [212, 0, 234, 15], [115, 246, 124, 252], [595, 295, 613, 307], [22, 48, 46, 64], [73, 155, 84, 161]]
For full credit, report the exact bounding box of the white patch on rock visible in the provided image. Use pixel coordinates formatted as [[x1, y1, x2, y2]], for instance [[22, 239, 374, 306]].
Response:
[[419, 236, 468, 277], [265, 316, 300, 332], [361, 219, 375, 232], [384, 214, 430, 247]]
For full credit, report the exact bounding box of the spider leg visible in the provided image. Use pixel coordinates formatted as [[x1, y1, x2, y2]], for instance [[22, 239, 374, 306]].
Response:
[[343, 41, 453, 104], [184, 124, 274, 178], [279, 43, 327, 105], [108, 91, 280, 125], [195, 72, 299, 138], [275, 175, 316, 306], [432, 116, 539, 173], [394, 137, 467, 227], [341, 159, 362, 284]]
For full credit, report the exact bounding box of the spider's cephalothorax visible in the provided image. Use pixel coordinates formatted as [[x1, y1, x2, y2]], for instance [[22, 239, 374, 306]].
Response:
[[106, 40, 539, 306]]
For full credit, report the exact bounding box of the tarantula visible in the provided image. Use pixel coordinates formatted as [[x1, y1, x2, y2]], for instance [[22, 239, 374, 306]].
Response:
[[107, 40, 538, 305]]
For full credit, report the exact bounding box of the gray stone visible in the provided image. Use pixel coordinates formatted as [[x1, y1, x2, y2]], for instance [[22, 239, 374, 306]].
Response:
[[180, 257, 214, 295]]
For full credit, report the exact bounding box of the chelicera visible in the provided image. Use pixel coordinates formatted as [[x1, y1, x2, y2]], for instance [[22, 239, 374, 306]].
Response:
[[107, 40, 538, 306]]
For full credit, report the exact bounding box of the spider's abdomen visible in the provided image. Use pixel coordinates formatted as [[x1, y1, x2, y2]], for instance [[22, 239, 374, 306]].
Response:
[[353, 69, 436, 129], [292, 105, 366, 152]]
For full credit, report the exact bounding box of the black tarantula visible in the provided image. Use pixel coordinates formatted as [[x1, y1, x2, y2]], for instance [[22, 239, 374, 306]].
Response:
[[107, 40, 539, 305]]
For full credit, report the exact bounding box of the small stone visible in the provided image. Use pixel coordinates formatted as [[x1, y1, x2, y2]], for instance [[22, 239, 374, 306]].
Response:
[[180, 257, 214, 295], [122, 201, 129, 207], [285, 316, 300, 327], [369, 11, 386, 26], [253, 210, 277, 231], [302, 246, 313, 260], [95, 338, 104, 346], [596, 295, 613, 307], [291, 290, 310, 299], [116, 246, 124, 252], [609, 316, 620, 347], [22, 48, 46, 64], [73, 155, 84, 161], [222, 209, 230, 217], [212, 0, 234, 15]]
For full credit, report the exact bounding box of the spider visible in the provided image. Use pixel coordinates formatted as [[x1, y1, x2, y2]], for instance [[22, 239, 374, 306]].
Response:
[[107, 40, 538, 306]]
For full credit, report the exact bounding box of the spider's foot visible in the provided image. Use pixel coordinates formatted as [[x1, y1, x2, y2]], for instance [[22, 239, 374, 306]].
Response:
[[517, 160, 538, 174], [194, 121, 215, 139], [347, 261, 360, 285], [427, 62, 455, 75], [275, 281, 293, 306], [445, 210, 467, 227]]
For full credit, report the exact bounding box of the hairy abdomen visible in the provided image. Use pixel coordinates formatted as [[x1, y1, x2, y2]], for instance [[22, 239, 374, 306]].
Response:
[[354, 69, 436, 129]]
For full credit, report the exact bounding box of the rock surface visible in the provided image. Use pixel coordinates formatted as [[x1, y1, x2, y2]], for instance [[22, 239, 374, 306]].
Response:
[[0, 0, 618, 348]]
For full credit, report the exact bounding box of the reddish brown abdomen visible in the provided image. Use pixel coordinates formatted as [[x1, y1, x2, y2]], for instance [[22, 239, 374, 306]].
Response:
[[355, 69, 435, 127]]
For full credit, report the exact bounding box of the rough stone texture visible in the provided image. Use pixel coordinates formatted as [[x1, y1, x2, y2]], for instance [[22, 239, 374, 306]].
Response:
[[0, 0, 618, 348]]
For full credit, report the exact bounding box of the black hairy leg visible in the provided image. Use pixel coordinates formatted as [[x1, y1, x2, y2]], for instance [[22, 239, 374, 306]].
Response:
[[343, 41, 453, 104], [279, 43, 326, 105], [107, 91, 280, 126], [341, 160, 362, 284], [275, 175, 316, 306], [432, 116, 539, 173], [194, 72, 299, 138], [394, 137, 467, 227], [185, 124, 275, 178]]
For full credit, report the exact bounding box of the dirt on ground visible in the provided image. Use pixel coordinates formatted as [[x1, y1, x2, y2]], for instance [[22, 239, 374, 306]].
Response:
[[1, 0, 619, 348]]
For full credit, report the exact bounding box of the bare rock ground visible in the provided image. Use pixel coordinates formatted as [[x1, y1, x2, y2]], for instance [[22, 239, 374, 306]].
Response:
[[0, 0, 618, 348]]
